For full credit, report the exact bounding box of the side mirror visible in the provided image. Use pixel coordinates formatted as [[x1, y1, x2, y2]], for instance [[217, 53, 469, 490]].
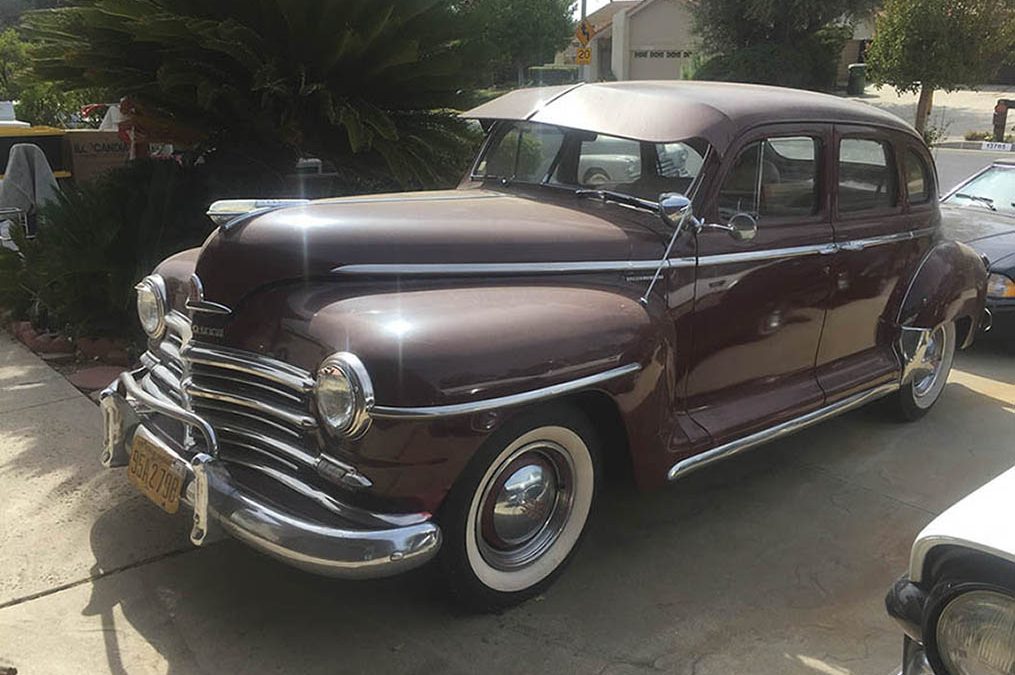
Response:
[[658, 192, 691, 228], [697, 212, 758, 242], [727, 212, 758, 241]]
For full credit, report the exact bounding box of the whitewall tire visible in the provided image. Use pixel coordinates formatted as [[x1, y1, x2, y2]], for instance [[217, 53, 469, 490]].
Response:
[[438, 404, 600, 611]]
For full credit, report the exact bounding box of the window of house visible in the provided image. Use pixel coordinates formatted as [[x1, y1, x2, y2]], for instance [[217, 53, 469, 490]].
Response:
[[838, 138, 898, 212], [717, 137, 820, 221], [905, 148, 933, 204]]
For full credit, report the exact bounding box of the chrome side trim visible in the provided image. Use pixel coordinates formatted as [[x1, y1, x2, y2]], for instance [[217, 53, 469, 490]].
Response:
[[331, 259, 696, 277], [331, 229, 938, 278], [696, 243, 838, 267], [836, 227, 937, 253], [667, 383, 900, 481], [371, 362, 642, 419]]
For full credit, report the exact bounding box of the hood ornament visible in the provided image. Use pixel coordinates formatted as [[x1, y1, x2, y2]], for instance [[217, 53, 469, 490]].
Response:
[[185, 273, 232, 316]]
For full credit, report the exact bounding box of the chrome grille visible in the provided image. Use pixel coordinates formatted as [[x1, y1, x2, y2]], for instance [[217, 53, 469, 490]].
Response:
[[138, 313, 322, 475], [183, 343, 320, 471]]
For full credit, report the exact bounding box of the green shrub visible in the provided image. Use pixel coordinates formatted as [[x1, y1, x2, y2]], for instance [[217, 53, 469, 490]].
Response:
[[0, 159, 215, 339], [694, 26, 851, 92]]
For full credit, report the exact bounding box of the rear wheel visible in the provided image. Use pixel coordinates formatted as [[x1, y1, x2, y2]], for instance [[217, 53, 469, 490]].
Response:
[[894, 321, 956, 421], [437, 405, 599, 612]]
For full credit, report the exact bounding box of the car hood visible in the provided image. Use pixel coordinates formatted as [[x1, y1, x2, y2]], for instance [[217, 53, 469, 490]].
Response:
[[909, 465, 1015, 583], [941, 203, 1015, 270], [193, 188, 663, 309]]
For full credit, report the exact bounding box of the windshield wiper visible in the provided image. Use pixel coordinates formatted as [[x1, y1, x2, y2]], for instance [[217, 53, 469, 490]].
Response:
[[575, 189, 659, 213], [955, 192, 997, 211]]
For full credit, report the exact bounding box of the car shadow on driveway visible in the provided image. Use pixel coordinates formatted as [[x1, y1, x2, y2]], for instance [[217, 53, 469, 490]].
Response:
[[78, 377, 1015, 675]]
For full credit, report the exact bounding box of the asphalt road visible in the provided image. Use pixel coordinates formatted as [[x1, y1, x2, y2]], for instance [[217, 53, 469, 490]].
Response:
[[1, 333, 1014, 675], [932, 147, 1013, 193]]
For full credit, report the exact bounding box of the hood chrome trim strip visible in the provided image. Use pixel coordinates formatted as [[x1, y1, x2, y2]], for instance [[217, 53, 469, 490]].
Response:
[[371, 363, 642, 420], [332, 258, 696, 276]]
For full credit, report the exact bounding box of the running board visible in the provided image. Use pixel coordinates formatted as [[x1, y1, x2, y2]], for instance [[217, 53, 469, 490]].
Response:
[[667, 383, 900, 481]]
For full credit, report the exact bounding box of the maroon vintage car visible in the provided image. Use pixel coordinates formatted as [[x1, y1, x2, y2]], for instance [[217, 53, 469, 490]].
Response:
[[101, 81, 988, 610]]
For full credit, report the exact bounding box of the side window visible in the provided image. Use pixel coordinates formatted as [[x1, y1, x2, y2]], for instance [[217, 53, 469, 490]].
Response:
[[905, 148, 934, 204], [838, 138, 898, 213], [717, 136, 819, 221]]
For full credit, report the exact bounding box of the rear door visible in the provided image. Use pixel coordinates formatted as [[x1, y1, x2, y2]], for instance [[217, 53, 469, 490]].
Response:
[[686, 125, 835, 445], [816, 126, 925, 402]]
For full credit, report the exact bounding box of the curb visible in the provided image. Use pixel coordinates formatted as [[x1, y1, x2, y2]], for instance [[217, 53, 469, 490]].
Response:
[[934, 140, 1015, 152]]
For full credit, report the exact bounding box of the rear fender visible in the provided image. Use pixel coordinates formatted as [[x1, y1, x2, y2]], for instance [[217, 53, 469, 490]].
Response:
[[897, 240, 988, 350]]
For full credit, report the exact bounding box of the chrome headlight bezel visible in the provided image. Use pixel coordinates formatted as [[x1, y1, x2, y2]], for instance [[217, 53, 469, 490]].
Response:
[[314, 352, 374, 438], [926, 581, 1015, 675], [986, 273, 1015, 299], [135, 274, 168, 339]]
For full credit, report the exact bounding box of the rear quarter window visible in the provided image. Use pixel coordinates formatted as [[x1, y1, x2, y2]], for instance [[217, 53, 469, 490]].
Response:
[[838, 138, 898, 213]]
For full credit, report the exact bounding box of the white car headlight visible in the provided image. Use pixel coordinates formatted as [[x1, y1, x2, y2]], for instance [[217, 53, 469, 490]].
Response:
[[935, 589, 1015, 675], [314, 353, 374, 438], [986, 273, 1015, 299], [135, 275, 167, 339]]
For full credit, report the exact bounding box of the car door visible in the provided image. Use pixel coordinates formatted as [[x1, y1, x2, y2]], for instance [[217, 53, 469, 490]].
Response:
[[685, 125, 835, 445], [815, 127, 929, 402]]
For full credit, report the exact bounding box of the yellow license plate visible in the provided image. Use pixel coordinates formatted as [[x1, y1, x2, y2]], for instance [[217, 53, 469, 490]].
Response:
[[127, 433, 186, 514]]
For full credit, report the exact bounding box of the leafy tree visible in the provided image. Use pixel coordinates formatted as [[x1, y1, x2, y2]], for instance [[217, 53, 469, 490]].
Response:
[[866, 0, 1015, 134], [22, 0, 486, 190], [0, 0, 61, 29], [0, 26, 104, 126], [469, 0, 574, 86], [0, 27, 27, 100], [692, 0, 877, 91]]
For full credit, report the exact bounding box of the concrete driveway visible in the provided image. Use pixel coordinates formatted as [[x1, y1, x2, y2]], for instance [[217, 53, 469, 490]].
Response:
[[1, 333, 1012, 675]]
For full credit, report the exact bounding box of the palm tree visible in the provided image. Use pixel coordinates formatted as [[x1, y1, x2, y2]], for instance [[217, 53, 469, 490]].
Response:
[[24, 0, 484, 189]]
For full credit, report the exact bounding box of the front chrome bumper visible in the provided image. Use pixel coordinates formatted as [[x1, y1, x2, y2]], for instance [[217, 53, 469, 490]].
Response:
[[100, 370, 442, 579]]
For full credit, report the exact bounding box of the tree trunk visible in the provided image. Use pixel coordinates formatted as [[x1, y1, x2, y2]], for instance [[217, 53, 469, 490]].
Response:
[[915, 85, 935, 135], [516, 61, 525, 87]]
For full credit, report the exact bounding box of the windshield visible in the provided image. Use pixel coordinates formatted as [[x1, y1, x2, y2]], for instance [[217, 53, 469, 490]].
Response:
[[473, 121, 708, 202], [944, 165, 1015, 214]]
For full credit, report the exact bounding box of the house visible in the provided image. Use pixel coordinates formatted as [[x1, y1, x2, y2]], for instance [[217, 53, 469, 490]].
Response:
[[560, 0, 697, 82], [561, 0, 874, 87]]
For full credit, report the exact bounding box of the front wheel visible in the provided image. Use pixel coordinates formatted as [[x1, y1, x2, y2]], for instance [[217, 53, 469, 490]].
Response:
[[437, 405, 600, 612], [894, 321, 957, 421]]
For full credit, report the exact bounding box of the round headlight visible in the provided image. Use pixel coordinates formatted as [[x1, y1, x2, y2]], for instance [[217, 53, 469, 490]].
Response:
[[314, 353, 374, 437], [935, 589, 1015, 675], [135, 275, 167, 339]]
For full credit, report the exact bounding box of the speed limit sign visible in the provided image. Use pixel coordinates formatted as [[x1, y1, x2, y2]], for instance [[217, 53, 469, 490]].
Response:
[[576, 47, 592, 65]]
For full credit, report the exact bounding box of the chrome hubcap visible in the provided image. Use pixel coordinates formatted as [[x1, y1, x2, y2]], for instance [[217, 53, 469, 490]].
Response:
[[913, 325, 946, 398], [477, 442, 575, 570]]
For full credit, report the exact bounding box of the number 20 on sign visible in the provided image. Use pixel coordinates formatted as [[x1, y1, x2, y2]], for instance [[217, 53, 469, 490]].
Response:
[[576, 47, 592, 65]]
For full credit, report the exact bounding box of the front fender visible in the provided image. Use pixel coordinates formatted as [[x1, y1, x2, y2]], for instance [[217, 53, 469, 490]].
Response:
[[299, 283, 660, 409], [898, 240, 988, 347]]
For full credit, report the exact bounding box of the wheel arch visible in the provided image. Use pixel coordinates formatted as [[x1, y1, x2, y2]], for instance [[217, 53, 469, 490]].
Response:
[[898, 240, 988, 349]]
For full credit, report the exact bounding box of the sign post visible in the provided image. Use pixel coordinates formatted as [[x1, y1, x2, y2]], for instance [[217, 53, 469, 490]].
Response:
[[577, 0, 591, 79]]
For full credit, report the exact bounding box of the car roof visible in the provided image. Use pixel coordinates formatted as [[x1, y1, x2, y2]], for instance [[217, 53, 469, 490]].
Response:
[[463, 81, 919, 155]]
